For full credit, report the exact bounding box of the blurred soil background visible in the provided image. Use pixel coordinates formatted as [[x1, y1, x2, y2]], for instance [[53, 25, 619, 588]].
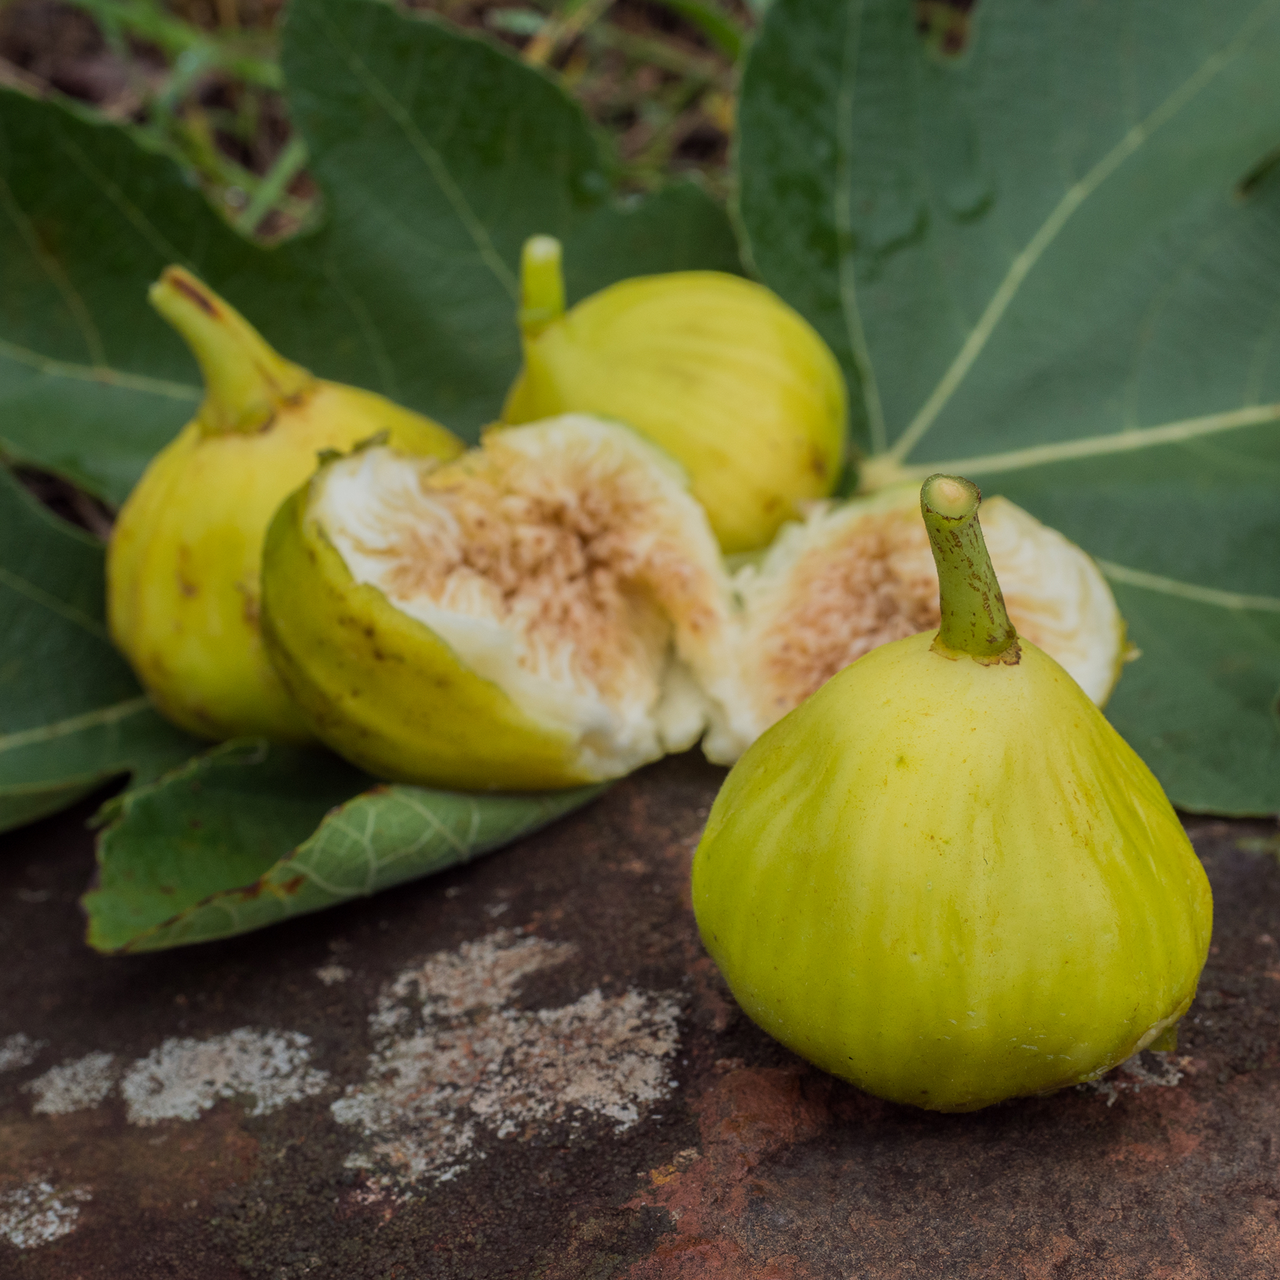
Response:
[[0, 0, 763, 241], [0, 0, 975, 242]]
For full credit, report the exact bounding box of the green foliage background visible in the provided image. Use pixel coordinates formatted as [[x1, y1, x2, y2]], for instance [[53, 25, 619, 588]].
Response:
[[3, 0, 1279, 948]]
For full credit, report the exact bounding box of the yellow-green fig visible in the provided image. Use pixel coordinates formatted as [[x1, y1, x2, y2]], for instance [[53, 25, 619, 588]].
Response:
[[501, 236, 847, 554], [260, 415, 748, 789], [107, 267, 463, 742], [692, 474, 1211, 1112], [704, 484, 1128, 763]]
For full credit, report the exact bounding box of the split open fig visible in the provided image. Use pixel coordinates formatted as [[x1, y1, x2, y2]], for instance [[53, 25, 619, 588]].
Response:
[[260, 415, 748, 789]]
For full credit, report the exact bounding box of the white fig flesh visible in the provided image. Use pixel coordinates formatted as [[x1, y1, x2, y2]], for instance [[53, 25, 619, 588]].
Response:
[[708, 487, 1126, 764], [299, 415, 743, 784]]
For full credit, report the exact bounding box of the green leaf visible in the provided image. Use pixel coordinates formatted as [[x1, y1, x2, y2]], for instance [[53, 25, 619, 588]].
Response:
[[0, 0, 740, 506], [0, 466, 202, 833], [280, 0, 741, 431], [737, 0, 1280, 813], [83, 740, 604, 952]]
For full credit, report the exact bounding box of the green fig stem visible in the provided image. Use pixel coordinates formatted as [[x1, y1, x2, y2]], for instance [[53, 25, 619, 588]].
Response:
[[518, 235, 566, 339], [921, 474, 1020, 664], [149, 265, 315, 435]]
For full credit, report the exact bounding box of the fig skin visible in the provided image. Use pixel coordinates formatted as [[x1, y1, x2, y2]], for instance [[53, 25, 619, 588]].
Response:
[[502, 236, 847, 554], [691, 477, 1212, 1112], [707, 485, 1129, 765], [107, 267, 462, 742]]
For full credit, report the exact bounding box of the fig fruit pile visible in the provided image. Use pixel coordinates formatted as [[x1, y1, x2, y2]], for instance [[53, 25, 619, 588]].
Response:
[[109, 258, 1129, 799], [692, 476, 1211, 1111]]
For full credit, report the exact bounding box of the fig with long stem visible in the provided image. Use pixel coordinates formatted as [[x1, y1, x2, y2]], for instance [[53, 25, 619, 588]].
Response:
[[108, 268, 463, 742], [502, 235, 847, 553]]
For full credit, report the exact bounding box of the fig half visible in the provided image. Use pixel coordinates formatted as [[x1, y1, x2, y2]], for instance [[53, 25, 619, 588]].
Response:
[[705, 486, 1127, 762], [261, 415, 746, 790]]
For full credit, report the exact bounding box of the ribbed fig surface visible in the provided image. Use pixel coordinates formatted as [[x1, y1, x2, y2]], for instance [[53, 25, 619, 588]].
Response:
[[692, 475, 1211, 1111], [502, 236, 846, 554]]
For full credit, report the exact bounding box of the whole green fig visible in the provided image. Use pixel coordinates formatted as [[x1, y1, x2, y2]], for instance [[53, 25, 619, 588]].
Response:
[[691, 475, 1211, 1112], [108, 267, 462, 742], [501, 236, 846, 554]]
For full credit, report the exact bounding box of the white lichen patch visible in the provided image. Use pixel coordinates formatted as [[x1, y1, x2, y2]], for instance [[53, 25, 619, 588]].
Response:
[[0, 1179, 91, 1249], [315, 964, 352, 986], [0, 1033, 44, 1074], [24, 1052, 117, 1116], [333, 929, 682, 1186], [1079, 1051, 1190, 1106], [120, 1028, 329, 1125]]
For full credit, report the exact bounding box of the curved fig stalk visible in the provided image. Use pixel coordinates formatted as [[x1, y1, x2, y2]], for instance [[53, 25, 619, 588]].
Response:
[[149, 265, 314, 436], [920, 473, 1019, 664]]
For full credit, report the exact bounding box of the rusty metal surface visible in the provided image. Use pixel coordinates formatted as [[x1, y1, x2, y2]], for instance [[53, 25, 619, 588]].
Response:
[[1, 752, 1279, 1279]]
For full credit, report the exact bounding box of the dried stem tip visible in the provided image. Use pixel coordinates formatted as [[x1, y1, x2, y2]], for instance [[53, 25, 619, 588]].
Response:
[[920, 474, 1019, 664], [149, 265, 314, 436]]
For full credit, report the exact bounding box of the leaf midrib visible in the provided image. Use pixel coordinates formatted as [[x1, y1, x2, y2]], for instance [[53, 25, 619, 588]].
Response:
[[0, 695, 152, 754], [880, 0, 1278, 466]]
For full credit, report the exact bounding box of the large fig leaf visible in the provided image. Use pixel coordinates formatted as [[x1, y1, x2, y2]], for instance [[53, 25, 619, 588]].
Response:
[[737, 0, 1280, 814], [83, 740, 603, 953], [0, 0, 740, 506], [0, 466, 200, 834]]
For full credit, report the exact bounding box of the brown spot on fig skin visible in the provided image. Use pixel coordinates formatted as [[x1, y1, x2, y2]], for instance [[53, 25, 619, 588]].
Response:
[[168, 273, 219, 316], [237, 584, 260, 629]]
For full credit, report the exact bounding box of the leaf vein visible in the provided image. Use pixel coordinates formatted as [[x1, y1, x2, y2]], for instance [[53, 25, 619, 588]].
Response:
[[0, 169, 108, 369], [833, 0, 886, 453], [54, 126, 193, 269], [887, 5, 1273, 464], [1098, 560, 1280, 612], [891, 400, 1280, 482], [0, 695, 152, 754], [0, 337, 200, 399], [0, 564, 111, 639], [313, 7, 518, 300]]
